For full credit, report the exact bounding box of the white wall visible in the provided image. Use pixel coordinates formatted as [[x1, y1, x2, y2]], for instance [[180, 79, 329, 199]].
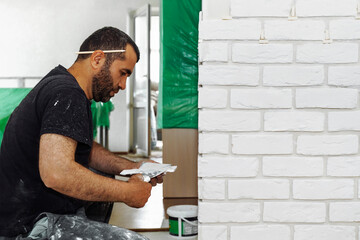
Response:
[[0, 0, 159, 152], [199, 0, 360, 239]]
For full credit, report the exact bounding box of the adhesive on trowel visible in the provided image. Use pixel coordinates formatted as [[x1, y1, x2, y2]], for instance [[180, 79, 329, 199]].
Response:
[[167, 205, 198, 238]]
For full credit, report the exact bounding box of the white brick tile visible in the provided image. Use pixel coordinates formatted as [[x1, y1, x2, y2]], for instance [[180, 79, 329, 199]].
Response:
[[328, 156, 360, 177], [264, 202, 326, 223], [293, 179, 354, 199], [199, 65, 259, 86], [294, 225, 356, 240], [297, 0, 357, 16], [296, 43, 358, 63], [330, 19, 360, 39], [199, 225, 227, 240], [329, 111, 360, 131], [232, 134, 293, 154], [297, 135, 358, 155], [330, 202, 360, 222], [296, 88, 358, 109], [198, 87, 227, 109], [199, 179, 226, 200], [263, 156, 323, 177], [199, 42, 228, 62], [231, 0, 292, 17], [198, 156, 259, 177], [265, 20, 324, 40], [199, 202, 260, 223], [199, 110, 261, 131], [231, 89, 292, 109], [228, 179, 289, 199], [199, 19, 261, 40], [263, 66, 324, 87], [199, 133, 229, 154], [231, 225, 291, 240], [264, 111, 324, 132], [329, 66, 360, 86], [232, 44, 293, 63]]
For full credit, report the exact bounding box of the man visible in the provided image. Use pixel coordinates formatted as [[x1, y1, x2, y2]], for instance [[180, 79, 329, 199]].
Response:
[[0, 27, 160, 239]]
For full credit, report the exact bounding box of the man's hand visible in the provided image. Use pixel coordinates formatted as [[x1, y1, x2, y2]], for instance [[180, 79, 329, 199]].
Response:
[[125, 174, 152, 208], [136, 160, 165, 187]]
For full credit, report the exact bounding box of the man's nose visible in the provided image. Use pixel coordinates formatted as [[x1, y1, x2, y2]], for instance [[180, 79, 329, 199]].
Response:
[[119, 78, 127, 90]]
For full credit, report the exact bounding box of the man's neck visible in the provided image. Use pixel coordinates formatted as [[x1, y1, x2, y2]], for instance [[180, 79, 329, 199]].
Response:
[[67, 61, 93, 100]]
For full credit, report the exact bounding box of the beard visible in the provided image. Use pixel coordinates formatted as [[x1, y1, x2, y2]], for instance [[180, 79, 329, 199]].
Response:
[[92, 64, 114, 102]]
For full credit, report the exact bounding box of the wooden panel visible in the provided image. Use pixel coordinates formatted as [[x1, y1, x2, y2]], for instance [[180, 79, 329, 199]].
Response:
[[162, 129, 198, 198]]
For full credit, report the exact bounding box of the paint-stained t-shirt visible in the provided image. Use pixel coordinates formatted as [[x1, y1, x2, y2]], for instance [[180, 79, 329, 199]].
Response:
[[0, 65, 93, 237]]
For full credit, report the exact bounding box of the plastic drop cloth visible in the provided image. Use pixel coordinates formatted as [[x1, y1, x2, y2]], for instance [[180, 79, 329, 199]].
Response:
[[157, 0, 201, 129], [0, 88, 114, 145], [8, 208, 149, 240]]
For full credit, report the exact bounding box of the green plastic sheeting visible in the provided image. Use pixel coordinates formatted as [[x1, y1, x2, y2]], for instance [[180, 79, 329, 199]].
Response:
[[91, 100, 114, 137], [157, 0, 201, 129], [0, 88, 114, 145], [0, 88, 31, 145]]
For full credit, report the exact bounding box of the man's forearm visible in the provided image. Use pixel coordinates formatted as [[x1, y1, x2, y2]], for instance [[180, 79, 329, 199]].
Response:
[[89, 141, 140, 175]]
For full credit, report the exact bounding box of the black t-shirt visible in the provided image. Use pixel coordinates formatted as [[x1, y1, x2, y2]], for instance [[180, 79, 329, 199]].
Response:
[[0, 65, 93, 237]]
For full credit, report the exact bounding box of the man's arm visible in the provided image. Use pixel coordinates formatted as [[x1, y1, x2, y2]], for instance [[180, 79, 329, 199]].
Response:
[[39, 133, 151, 208], [89, 141, 164, 186], [88, 141, 140, 175]]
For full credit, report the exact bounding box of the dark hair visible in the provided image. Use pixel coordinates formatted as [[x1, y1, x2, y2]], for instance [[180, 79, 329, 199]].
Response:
[[76, 26, 140, 63]]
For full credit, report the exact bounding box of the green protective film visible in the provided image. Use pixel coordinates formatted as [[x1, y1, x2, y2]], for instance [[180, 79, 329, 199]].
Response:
[[0, 88, 114, 145], [91, 100, 114, 137], [0, 88, 32, 145], [157, 0, 201, 129]]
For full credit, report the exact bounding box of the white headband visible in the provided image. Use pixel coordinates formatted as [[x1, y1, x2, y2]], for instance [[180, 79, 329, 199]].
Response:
[[76, 50, 126, 55]]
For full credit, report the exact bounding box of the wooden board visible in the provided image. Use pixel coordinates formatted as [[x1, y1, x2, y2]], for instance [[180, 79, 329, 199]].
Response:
[[162, 129, 198, 198]]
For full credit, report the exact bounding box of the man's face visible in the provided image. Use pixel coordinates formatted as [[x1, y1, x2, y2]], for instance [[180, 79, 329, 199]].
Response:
[[92, 44, 137, 102], [91, 61, 114, 102]]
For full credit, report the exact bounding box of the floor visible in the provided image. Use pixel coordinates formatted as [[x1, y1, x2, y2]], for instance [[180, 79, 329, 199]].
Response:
[[140, 231, 198, 240], [108, 144, 198, 239], [109, 148, 166, 230]]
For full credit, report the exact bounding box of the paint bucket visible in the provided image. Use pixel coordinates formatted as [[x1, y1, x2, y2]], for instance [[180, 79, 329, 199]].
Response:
[[167, 205, 198, 238]]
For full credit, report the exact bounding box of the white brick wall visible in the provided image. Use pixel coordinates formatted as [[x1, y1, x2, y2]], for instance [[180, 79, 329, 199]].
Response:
[[231, 225, 291, 240], [199, 65, 259, 86], [265, 20, 324, 41], [296, 88, 358, 109], [199, 202, 260, 223], [231, 0, 292, 17], [296, 43, 358, 63], [296, 0, 357, 17], [263, 156, 324, 177], [228, 179, 289, 199], [293, 179, 354, 199], [231, 89, 292, 109], [263, 202, 326, 223], [264, 111, 324, 131], [199, 0, 360, 239], [232, 44, 293, 63], [328, 66, 360, 86], [329, 202, 360, 222], [294, 225, 356, 240], [199, 110, 261, 131], [330, 19, 360, 39], [263, 66, 324, 86]]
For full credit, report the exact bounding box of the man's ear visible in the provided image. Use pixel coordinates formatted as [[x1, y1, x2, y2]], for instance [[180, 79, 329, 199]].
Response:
[[90, 50, 106, 70]]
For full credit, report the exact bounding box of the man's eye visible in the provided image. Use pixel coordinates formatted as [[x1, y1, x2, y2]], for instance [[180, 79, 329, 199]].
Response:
[[120, 72, 127, 76]]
